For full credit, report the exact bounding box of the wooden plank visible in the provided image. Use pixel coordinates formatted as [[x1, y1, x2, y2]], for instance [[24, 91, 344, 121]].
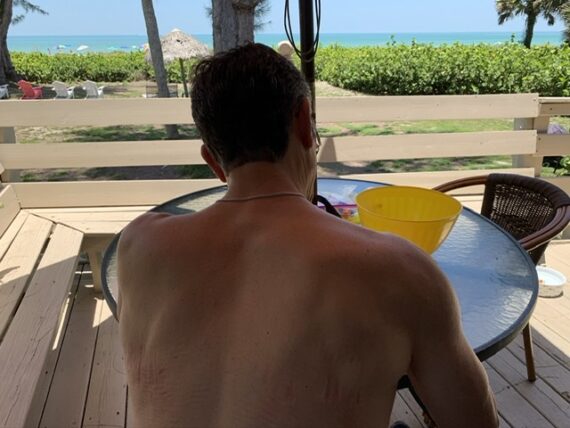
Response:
[[339, 168, 535, 192], [539, 102, 570, 117], [317, 131, 537, 163], [53, 221, 133, 236], [398, 389, 429, 426], [487, 349, 570, 427], [29, 207, 150, 236], [26, 266, 82, 428], [528, 317, 570, 368], [536, 134, 570, 156], [40, 271, 104, 428], [483, 364, 555, 427], [0, 98, 194, 127], [389, 393, 425, 427], [0, 210, 28, 262], [0, 215, 53, 340], [0, 140, 205, 169], [533, 297, 570, 346], [317, 94, 540, 122], [508, 334, 570, 403], [27, 206, 153, 214], [0, 128, 19, 183], [0, 185, 21, 237], [0, 224, 82, 428], [83, 304, 127, 428], [512, 118, 545, 175], [0, 131, 538, 169], [541, 176, 570, 195], [126, 392, 134, 428], [29, 207, 149, 223], [0, 95, 539, 128], [539, 97, 570, 104], [499, 414, 513, 428], [12, 179, 223, 208]]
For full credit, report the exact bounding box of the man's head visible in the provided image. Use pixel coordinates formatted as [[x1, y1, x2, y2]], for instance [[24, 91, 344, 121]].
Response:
[[190, 43, 312, 173]]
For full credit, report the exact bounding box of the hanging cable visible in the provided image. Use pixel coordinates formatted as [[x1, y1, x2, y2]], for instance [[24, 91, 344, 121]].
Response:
[[283, 0, 321, 63]]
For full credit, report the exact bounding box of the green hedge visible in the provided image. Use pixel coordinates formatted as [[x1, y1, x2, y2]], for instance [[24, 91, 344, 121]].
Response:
[[11, 51, 199, 84], [315, 43, 570, 96], [11, 43, 570, 96]]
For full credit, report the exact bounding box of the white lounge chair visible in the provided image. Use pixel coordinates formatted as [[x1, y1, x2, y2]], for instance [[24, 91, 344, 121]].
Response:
[[0, 84, 9, 100], [52, 81, 74, 99], [82, 80, 104, 98]]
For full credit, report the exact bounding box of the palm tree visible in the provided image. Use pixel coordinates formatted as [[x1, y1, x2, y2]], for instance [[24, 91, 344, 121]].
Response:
[[563, 3, 570, 43], [210, 0, 270, 53], [540, 0, 570, 43], [496, 0, 558, 47], [140, 0, 178, 138], [0, 0, 47, 84]]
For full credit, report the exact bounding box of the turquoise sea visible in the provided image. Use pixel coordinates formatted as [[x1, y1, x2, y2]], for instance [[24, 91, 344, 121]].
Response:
[[7, 31, 566, 53]]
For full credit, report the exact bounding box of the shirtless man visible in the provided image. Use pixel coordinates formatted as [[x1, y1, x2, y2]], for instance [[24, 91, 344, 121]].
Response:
[[117, 43, 498, 428]]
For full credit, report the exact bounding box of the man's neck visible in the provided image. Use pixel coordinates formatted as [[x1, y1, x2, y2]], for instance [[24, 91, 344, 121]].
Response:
[[224, 162, 308, 200]]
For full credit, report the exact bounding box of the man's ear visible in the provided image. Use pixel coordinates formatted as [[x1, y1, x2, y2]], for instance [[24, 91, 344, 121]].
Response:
[[295, 97, 313, 151], [201, 145, 227, 182]]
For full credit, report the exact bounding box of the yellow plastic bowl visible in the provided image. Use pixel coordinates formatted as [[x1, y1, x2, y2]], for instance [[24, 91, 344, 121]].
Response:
[[355, 186, 462, 253]]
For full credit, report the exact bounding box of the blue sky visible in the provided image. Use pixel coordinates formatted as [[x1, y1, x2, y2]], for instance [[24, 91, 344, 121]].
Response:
[[8, 0, 566, 36]]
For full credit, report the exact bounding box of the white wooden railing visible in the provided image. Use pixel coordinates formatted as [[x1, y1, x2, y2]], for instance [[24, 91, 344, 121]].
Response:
[[0, 94, 568, 208]]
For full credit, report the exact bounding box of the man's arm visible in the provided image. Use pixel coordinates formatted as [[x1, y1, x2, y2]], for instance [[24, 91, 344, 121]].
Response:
[[406, 253, 498, 428]]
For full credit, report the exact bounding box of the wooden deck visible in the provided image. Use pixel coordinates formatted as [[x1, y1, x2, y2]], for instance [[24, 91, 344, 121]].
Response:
[[33, 242, 570, 428]]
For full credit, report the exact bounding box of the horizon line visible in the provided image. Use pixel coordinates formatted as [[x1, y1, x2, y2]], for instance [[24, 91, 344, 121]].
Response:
[[8, 30, 565, 37]]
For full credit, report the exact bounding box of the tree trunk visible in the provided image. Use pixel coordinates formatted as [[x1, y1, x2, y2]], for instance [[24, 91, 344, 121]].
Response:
[[233, 0, 257, 46], [523, 11, 537, 48], [212, 0, 259, 54], [141, 0, 178, 139], [0, 0, 20, 85]]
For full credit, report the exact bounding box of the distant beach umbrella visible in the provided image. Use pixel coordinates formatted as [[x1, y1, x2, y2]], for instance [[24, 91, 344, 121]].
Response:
[[76, 45, 89, 52], [145, 28, 210, 97]]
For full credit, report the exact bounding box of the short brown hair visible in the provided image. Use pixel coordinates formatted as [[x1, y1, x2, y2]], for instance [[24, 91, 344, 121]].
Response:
[[190, 43, 310, 171]]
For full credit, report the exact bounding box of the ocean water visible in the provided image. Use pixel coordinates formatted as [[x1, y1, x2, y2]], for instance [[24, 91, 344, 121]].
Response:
[[7, 31, 566, 53]]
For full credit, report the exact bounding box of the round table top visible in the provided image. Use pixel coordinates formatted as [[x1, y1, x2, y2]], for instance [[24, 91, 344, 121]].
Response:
[[102, 177, 538, 362]]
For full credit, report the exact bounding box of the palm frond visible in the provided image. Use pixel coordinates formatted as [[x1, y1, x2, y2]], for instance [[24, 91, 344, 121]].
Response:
[[496, 0, 528, 24], [14, 0, 47, 15]]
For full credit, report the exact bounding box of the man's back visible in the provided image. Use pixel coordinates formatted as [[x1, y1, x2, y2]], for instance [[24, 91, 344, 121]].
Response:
[[118, 197, 429, 427]]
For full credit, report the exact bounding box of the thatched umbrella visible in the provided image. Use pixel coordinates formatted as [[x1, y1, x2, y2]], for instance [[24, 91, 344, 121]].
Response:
[[145, 28, 210, 97]]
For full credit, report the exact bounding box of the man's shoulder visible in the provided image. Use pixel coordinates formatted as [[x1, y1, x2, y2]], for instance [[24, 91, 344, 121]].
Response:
[[117, 211, 183, 263], [320, 222, 451, 301]]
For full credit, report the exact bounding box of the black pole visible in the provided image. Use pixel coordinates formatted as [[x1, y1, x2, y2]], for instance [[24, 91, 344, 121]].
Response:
[[299, 0, 316, 115], [298, 0, 318, 203]]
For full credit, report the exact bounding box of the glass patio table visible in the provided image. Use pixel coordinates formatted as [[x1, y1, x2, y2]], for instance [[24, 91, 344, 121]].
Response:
[[101, 177, 538, 364]]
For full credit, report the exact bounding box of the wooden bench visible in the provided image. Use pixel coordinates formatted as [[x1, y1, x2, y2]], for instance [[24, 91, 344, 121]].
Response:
[[0, 183, 83, 427]]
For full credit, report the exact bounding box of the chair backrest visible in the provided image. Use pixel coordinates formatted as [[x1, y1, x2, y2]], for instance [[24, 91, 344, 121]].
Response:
[[482, 174, 570, 262], [438, 174, 570, 264], [83, 81, 99, 97], [52, 81, 70, 97], [0, 84, 8, 99], [17, 80, 34, 97]]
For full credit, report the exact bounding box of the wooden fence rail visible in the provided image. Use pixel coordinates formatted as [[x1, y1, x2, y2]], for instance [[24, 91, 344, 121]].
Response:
[[0, 93, 568, 208]]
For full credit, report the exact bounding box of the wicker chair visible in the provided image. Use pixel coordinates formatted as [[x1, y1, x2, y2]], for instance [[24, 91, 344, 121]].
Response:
[[434, 173, 570, 382]]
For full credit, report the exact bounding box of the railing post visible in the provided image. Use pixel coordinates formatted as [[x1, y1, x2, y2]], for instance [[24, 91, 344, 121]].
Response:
[[513, 117, 549, 177], [0, 127, 19, 183]]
